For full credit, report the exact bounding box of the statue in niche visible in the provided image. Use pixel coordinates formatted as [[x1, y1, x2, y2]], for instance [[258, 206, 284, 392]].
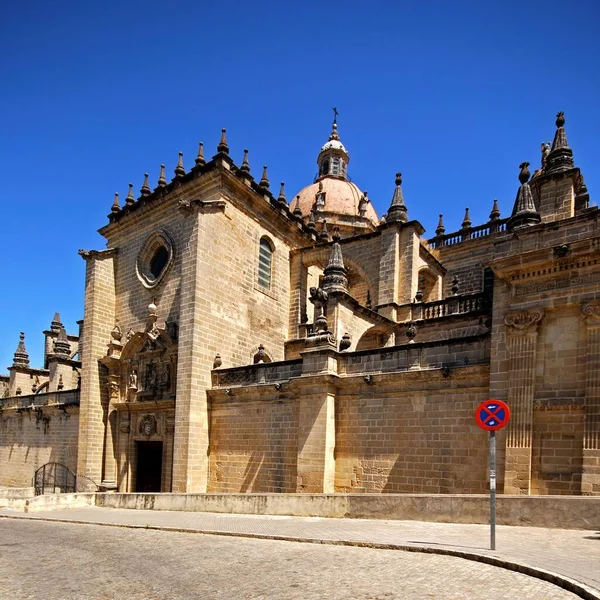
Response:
[[128, 370, 138, 390]]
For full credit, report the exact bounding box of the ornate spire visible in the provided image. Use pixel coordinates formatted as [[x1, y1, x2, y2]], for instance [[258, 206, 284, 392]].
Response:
[[307, 210, 316, 231], [386, 173, 408, 223], [125, 183, 135, 206], [111, 192, 120, 214], [174, 152, 185, 178], [277, 182, 287, 205], [259, 165, 270, 189], [489, 199, 500, 221], [461, 208, 471, 229], [240, 149, 251, 173], [12, 332, 29, 368], [157, 164, 167, 187], [319, 220, 329, 242], [545, 112, 574, 174], [50, 312, 63, 334], [322, 242, 348, 293], [195, 142, 206, 166], [217, 128, 229, 154], [53, 325, 71, 358], [293, 196, 303, 217], [140, 173, 151, 196], [435, 214, 445, 236], [508, 162, 541, 230]]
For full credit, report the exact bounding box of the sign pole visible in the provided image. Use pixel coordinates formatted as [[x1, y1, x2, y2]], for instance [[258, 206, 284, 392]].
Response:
[[490, 429, 496, 551]]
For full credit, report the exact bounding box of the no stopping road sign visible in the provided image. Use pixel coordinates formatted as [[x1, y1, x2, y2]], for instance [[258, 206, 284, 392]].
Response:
[[474, 399, 510, 431]]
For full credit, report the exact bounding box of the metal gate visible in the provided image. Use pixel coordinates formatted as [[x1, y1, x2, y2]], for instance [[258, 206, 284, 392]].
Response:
[[34, 463, 76, 495]]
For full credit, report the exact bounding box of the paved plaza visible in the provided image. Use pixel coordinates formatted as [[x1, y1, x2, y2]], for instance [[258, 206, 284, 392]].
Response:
[[0, 518, 589, 600], [1, 506, 599, 599]]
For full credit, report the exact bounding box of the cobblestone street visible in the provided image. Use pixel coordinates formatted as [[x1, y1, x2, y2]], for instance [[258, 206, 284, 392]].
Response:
[[0, 519, 584, 600]]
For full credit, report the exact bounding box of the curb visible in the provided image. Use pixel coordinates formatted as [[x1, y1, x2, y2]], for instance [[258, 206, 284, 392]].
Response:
[[1, 513, 598, 600]]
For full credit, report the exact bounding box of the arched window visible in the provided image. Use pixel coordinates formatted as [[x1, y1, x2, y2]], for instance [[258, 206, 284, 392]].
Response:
[[258, 237, 274, 289], [321, 160, 329, 176]]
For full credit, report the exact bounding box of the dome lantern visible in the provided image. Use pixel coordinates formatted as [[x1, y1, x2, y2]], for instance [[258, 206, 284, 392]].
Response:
[[316, 107, 349, 181]]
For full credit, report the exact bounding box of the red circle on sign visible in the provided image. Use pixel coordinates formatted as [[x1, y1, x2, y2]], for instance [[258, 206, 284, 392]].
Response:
[[475, 399, 510, 431]]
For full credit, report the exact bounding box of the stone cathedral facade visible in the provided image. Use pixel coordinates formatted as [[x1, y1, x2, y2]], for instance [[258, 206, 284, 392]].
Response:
[[1, 112, 599, 497]]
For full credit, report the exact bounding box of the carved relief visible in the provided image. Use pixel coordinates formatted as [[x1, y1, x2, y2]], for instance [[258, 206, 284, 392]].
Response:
[[504, 309, 544, 331], [139, 414, 158, 437]]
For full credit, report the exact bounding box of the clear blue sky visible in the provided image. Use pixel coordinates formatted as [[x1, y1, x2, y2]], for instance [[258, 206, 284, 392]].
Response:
[[1, 0, 599, 371]]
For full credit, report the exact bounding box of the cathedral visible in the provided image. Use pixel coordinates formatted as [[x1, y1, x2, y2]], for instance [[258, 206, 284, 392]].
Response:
[[1, 111, 599, 497]]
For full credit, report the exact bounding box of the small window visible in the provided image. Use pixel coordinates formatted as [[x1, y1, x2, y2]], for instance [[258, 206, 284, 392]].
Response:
[[258, 237, 273, 289], [321, 160, 329, 176]]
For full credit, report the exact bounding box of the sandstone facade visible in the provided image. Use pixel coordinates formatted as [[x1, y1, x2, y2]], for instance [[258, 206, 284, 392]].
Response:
[[1, 113, 598, 496]]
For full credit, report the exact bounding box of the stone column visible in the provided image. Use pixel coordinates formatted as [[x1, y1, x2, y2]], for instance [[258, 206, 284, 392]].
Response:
[[581, 302, 600, 495], [77, 249, 117, 484], [100, 375, 120, 490], [503, 309, 544, 494]]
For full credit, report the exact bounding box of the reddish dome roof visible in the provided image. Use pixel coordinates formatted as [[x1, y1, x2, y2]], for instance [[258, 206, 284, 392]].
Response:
[[294, 178, 379, 225]]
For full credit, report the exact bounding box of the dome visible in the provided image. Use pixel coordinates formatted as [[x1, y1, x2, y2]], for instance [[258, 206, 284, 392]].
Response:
[[294, 178, 379, 225], [321, 139, 348, 154]]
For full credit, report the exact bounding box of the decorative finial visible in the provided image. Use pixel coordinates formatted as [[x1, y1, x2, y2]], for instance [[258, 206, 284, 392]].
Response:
[[461, 207, 471, 229], [546, 111, 573, 173], [12, 332, 30, 368], [435, 214, 445, 236], [140, 173, 151, 196], [157, 164, 167, 187], [332, 226, 341, 242], [387, 173, 408, 223], [322, 242, 347, 293], [111, 192, 120, 213], [339, 332, 351, 352], [329, 107, 340, 141], [405, 322, 417, 343], [53, 325, 71, 357], [195, 142, 206, 166], [213, 354, 223, 369], [307, 211, 317, 231], [174, 152, 185, 178], [319, 220, 329, 242], [508, 161, 540, 230], [277, 182, 287, 205], [489, 199, 500, 221], [217, 128, 229, 154], [51, 312, 63, 333], [518, 162, 530, 184], [259, 165, 270, 189], [240, 149, 251, 173], [125, 184, 135, 206], [293, 195, 303, 217]]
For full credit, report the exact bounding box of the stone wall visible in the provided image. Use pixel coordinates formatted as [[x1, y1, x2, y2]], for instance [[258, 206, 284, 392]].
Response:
[[0, 392, 79, 488], [208, 395, 299, 493]]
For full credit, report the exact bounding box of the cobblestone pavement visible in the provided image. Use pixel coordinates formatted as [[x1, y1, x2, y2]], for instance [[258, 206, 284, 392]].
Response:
[[0, 519, 584, 600], [1, 506, 598, 595]]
